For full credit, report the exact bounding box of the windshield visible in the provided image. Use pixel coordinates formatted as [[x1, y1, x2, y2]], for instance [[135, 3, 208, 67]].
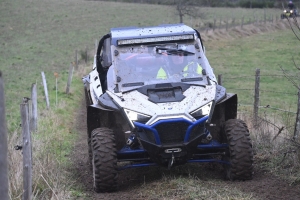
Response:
[[114, 42, 209, 92]]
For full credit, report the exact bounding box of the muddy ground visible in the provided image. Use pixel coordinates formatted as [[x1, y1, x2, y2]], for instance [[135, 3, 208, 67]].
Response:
[[70, 99, 300, 200]]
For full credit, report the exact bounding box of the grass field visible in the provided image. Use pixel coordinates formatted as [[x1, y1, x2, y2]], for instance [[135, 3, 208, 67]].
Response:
[[206, 29, 300, 109], [0, 0, 291, 130], [1, 0, 300, 199]]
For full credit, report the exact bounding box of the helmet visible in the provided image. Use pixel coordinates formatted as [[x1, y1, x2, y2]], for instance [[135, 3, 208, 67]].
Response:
[[289, 1, 293, 3]]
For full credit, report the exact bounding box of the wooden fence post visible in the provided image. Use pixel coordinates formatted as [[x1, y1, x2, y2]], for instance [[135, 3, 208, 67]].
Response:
[[241, 16, 244, 28], [66, 63, 74, 94], [218, 74, 222, 86], [295, 89, 300, 161], [30, 83, 37, 132], [232, 17, 235, 27], [75, 50, 78, 70], [294, 89, 300, 139], [0, 72, 9, 200], [213, 18, 216, 31], [41, 72, 50, 109], [226, 18, 228, 31], [264, 9, 266, 24], [254, 69, 260, 127], [21, 100, 32, 200], [85, 46, 88, 64]]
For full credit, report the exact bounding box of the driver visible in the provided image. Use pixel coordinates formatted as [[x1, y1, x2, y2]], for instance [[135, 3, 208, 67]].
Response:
[[156, 52, 203, 79], [288, 1, 295, 10], [172, 53, 202, 78]]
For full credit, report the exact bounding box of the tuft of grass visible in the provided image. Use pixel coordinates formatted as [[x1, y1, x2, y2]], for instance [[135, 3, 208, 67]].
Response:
[[239, 112, 300, 185], [136, 167, 254, 200]]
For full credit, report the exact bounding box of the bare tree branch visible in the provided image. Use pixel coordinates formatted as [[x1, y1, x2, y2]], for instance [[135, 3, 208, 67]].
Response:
[[272, 126, 285, 141], [279, 65, 300, 89], [292, 57, 300, 71], [286, 17, 300, 41]]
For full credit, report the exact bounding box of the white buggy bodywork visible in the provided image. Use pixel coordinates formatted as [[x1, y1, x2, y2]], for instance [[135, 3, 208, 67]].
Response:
[[83, 24, 253, 193]]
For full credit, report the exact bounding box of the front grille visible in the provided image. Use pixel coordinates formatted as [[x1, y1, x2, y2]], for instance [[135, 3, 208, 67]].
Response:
[[155, 122, 188, 144], [137, 120, 206, 145], [156, 122, 205, 144]]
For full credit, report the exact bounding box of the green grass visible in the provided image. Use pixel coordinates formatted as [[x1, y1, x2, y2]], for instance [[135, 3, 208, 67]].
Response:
[[1, 0, 300, 198], [0, 0, 290, 131], [206, 29, 300, 111]]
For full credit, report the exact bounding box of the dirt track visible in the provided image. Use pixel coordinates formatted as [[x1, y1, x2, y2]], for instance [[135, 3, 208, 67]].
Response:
[[70, 21, 300, 200], [70, 98, 300, 200]]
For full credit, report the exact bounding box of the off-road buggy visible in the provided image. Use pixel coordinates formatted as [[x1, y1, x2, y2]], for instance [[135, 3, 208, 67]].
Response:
[[82, 24, 253, 193], [281, 8, 298, 19]]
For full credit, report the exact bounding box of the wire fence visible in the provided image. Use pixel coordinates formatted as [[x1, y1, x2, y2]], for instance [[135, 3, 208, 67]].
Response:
[[217, 68, 300, 142]]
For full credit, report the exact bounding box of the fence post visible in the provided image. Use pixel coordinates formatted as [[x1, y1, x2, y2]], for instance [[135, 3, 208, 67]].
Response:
[[254, 69, 260, 127], [0, 72, 9, 200], [85, 46, 88, 64], [21, 100, 32, 200], [295, 89, 300, 161], [75, 50, 78, 70], [41, 72, 50, 109], [294, 89, 300, 139], [241, 16, 244, 28], [225, 18, 228, 31], [264, 9, 266, 24], [30, 83, 37, 132], [66, 63, 74, 94], [218, 74, 222, 86], [213, 18, 216, 31]]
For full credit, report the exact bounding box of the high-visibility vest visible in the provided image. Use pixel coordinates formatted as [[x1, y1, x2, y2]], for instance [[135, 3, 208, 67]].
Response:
[[156, 67, 167, 79], [183, 62, 202, 77]]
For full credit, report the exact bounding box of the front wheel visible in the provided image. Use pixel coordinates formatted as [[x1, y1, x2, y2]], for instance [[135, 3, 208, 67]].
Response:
[[91, 127, 118, 192], [223, 119, 253, 180]]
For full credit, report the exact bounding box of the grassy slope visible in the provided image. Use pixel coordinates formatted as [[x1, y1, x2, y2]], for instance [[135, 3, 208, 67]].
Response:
[[206, 29, 300, 110], [1, 0, 299, 198], [0, 0, 287, 131]]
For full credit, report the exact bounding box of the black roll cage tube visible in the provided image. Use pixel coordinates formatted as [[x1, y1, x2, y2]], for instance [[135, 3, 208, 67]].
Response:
[[96, 33, 111, 75], [193, 29, 204, 52]]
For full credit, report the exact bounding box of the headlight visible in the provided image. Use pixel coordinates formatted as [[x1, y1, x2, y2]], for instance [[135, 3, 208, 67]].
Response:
[[124, 108, 151, 122], [190, 101, 213, 118], [291, 10, 293, 13], [284, 10, 287, 13]]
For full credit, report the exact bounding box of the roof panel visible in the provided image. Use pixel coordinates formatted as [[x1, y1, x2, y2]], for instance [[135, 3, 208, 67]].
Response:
[[110, 24, 196, 45]]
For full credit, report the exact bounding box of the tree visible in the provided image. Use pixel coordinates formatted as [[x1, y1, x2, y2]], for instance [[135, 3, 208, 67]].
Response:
[[173, 0, 202, 23]]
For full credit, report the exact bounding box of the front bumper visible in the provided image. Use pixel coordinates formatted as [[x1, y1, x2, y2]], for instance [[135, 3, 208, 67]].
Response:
[[135, 115, 210, 166]]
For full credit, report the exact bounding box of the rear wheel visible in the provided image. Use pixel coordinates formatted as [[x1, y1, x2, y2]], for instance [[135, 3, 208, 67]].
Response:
[[223, 119, 253, 180], [91, 127, 118, 192]]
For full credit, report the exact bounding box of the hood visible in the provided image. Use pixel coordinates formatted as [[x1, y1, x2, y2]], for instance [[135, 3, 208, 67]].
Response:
[[106, 84, 216, 125]]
